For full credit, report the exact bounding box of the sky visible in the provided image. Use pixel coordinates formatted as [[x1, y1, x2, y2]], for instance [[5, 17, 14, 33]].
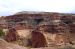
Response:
[[0, 0, 75, 16]]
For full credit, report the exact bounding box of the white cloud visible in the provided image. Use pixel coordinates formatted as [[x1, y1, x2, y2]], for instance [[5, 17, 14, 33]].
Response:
[[0, 0, 75, 16]]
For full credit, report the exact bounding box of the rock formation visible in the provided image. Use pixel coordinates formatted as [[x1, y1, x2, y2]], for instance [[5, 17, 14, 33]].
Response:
[[0, 11, 75, 47], [4, 28, 19, 42], [31, 29, 47, 48]]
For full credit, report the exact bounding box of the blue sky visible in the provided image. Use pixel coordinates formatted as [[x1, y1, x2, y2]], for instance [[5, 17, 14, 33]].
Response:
[[0, 0, 75, 16]]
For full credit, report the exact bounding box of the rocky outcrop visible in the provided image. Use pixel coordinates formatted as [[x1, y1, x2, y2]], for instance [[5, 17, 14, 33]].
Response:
[[4, 28, 19, 42], [0, 11, 75, 48], [31, 30, 47, 48]]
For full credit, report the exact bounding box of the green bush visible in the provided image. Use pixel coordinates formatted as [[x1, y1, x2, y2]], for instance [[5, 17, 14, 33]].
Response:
[[0, 29, 5, 37]]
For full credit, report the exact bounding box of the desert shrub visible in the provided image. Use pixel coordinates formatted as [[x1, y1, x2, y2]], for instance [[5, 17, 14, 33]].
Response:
[[0, 29, 5, 37]]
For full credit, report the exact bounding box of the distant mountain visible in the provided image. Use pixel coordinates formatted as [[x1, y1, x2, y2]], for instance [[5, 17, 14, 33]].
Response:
[[15, 11, 75, 15]]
